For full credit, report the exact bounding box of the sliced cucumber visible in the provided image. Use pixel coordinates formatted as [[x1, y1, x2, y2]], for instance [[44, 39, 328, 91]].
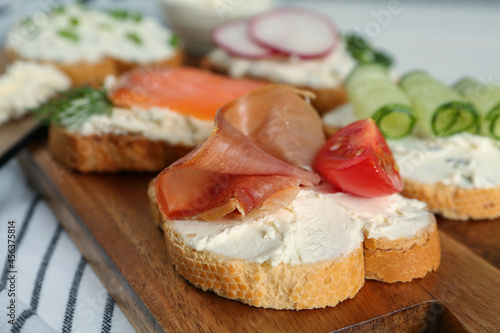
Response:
[[488, 108, 500, 139], [345, 64, 416, 139], [453, 77, 500, 139], [400, 71, 479, 137]]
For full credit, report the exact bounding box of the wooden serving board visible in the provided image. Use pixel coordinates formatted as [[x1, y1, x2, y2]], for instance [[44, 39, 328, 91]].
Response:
[[18, 139, 500, 333]]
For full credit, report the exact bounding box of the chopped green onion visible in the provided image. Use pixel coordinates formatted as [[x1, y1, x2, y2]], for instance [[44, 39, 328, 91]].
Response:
[[130, 12, 142, 22], [109, 9, 129, 20], [169, 34, 180, 47], [109, 9, 142, 22], [126, 32, 142, 45], [69, 17, 79, 26], [51, 5, 66, 14], [58, 29, 79, 42]]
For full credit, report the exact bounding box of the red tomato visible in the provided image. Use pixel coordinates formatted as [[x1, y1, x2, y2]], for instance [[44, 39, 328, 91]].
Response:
[[314, 119, 402, 197]]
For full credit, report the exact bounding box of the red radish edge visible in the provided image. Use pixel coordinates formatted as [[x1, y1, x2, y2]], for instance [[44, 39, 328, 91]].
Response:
[[248, 7, 339, 60], [211, 19, 277, 60]]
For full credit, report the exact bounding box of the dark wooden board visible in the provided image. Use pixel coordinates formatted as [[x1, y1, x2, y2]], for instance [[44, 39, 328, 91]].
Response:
[[0, 116, 43, 167], [18, 140, 500, 333], [0, 53, 44, 168]]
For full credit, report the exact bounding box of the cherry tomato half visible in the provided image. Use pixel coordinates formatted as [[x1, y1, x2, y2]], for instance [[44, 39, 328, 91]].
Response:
[[314, 119, 402, 197]]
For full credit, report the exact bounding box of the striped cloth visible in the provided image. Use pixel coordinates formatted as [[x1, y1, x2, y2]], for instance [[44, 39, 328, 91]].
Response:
[[0, 1, 162, 332], [0, 160, 135, 333]]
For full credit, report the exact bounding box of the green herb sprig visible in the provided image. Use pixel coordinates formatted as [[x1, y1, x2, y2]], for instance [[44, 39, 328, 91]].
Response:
[[32, 87, 113, 130], [126, 32, 142, 45], [58, 29, 79, 42], [344, 33, 393, 68], [168, 34, 180, 48], [69, 17, 79, 26], [109, 9, 142, 22]]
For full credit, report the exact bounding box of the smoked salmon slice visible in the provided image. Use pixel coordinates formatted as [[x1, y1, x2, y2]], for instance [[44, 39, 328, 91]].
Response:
[[155, 85, 325, 221], [108, 67, 267, 120]]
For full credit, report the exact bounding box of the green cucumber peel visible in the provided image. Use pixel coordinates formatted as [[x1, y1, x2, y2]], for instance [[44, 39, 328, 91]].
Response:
[[372, 104, 417, 139], [432, 101, 479, 137], [399, 70, 429, 87], [344, 62, 387, 88], [486, 104, 500, 139]]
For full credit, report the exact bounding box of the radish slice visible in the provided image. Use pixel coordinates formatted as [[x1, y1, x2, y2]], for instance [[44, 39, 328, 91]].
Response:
[[212, 20, 275, 59], [248, 8, 339, 59]]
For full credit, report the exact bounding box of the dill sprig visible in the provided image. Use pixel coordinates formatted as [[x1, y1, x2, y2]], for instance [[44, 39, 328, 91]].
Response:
[[344, 33, 393, 68], [32, 86, 113, 130]]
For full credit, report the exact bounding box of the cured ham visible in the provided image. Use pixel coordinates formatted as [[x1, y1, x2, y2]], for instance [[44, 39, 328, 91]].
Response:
[[155, 85, 325, 220], [108, 67, 267, 120]]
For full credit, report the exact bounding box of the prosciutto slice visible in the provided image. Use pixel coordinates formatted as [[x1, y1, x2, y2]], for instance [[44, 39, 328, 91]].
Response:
[[155, 85, 325, 220]]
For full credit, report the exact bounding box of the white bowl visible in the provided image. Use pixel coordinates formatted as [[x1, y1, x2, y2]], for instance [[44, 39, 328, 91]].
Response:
[[158, 0, 275, 55]]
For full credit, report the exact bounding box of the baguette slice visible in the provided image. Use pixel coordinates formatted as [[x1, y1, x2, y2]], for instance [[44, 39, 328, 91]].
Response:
[[148, 183, 440, 310], [401, 180, 500, 221], [364, 222, 440, 283], [201, 57, 347, 114], [7, 47, 184, 87], [49, 126, 192, 173]]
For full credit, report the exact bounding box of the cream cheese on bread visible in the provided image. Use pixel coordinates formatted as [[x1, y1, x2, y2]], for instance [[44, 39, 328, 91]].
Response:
[[206, 43, 355, 89], [0, 61, 70, 125], [6, 4, 179, 64], [390, 134, 500, 188], [77, 106, 213, 147], [167, 188, 433, 267], [323, 104, 500, 189]]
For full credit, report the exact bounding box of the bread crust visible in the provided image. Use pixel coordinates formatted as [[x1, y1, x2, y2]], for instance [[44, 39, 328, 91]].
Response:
[[402, 180, 500, 220], [148, 184, 364, 310], [49, 126, 192, 173], [200, 57, 347, 114], [7, 47, 184, 87], [364, 222, 441, 283], [148, 183, 440, 309]]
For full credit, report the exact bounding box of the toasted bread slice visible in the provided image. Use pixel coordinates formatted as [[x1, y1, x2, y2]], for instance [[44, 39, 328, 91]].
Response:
[[7, 47, 184, 87], [148, 183, 440, 310], [401, 180, 500, 221], [364, 222, 440, 282], [49, 126, 192, 173], [201, 57, 347, 114]]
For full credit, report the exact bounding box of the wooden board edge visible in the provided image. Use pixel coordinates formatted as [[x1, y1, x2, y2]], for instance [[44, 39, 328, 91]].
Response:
[[17, 148, 166, 333], [0, 117, 43, 168]]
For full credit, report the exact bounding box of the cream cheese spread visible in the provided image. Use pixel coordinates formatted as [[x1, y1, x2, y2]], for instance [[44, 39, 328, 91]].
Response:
[[206, 43, 356, 89], [390, 134, 500, 188], [78, 106, 213, 147], [6, 4, 179, 64], [0, 60, 70, 125], [161, 0, 273, 9], [322, 104, 500, 188], [168, 187, 432, 267]]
